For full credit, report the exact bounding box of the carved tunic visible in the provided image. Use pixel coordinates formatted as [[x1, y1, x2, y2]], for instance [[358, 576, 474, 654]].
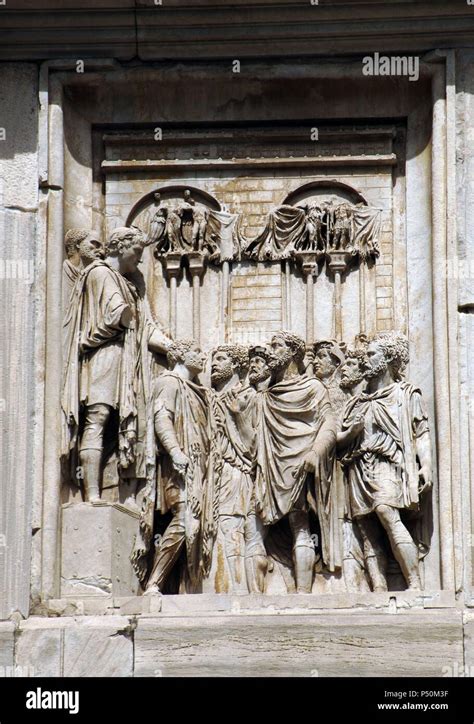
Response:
[[61, 260, 139, 464], [340, 382, 429, 517], [211, 384, 254, 518], [78, 266, 137, 408]]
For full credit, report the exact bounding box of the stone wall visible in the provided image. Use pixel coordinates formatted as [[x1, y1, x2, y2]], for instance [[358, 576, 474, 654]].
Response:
[[0, 63, 39, 620]]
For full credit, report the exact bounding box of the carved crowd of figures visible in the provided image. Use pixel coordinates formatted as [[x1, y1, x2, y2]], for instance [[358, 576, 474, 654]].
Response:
[[61, 224, 433, 597]]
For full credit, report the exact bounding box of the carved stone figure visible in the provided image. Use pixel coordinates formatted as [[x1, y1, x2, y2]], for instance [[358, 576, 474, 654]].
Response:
[[328, 202, 354, 251], [338, 332, 432, 591], [62, 228, 104, 309], [61, 227, 146, 502], [337, 344, 371, 591], [150, 190, 210, 255], [148, 192, 168, 249], [313, 339, 347, 413], [248, 344, 272, 392], [297, 203, 326, 253], [210, 344, 265, 593], [142, 340, 209, 595], [339, 345, 369, 398], [172, 190, 208, 252], [254, 331, 338, 592]]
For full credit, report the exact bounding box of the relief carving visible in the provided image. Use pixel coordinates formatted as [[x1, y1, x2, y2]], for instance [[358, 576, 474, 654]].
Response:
[[60, 187, 432, 597], [143, 192, 380, 269]]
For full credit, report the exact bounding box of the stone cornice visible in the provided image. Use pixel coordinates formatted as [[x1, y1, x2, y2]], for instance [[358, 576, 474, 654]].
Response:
[[0, 1, 474, 62]]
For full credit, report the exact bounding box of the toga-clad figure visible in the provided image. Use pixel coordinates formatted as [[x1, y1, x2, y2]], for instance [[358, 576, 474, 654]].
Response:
[[254, 331, 338, 592], [61, 227, 146, 502]]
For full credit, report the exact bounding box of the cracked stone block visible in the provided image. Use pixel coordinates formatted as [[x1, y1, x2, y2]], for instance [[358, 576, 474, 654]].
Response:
[[15, 619, 63, 677], [462, 618, 474, 674], [134, 610, 463, 677], [61, 502, 140, 598], [63, 616, 133, 677], [0, 623, 15, 675]]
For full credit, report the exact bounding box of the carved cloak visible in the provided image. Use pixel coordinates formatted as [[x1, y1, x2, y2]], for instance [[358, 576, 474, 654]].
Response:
[[131, 372, 218, 586], [340, 382, 429, 514], [61, 260, 139, 469], [254, 376, 340, 570]]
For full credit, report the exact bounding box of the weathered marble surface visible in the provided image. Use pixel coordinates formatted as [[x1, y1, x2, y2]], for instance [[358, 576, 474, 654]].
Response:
[[0, 622, 15, 673], [0, 607, 465, 678], [1, 35, 474, 684], [0, 64, 38, 621], [134, 610, 463, 677], [61, 503, 140, 598], [15, 616, 134, 678]]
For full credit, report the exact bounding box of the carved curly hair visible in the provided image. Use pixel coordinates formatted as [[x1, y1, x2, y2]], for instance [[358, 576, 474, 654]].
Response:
[[167, 338, 198, 367], [344, 346, 369, 373], [271, 330, 306, 366], [64, 228, 89, 257], [106, 226, 146, 256], [213, 344, 249, 377], [372, 331, 409, 380]]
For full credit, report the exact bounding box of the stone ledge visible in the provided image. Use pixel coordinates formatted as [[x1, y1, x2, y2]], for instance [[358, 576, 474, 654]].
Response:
[[134, 609, 464, 677], [2, 2, 474, 61], [2, 608, 465, 678], [41, 590, 457, 618]]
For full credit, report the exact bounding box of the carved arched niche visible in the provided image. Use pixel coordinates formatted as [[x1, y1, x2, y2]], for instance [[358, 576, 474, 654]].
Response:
[[127, 181, 380, 350]]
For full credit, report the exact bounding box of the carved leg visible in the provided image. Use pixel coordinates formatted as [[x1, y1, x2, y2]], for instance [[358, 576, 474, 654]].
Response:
[[342, 519, 366, 592], [288, 509, 315, 593], [375, 504, 421, 590], [123, 478, 139, 510], [357, 515, 388, 592], [145, 502, 186, 593], [244, 511, 268, 593], [220, 514, 247, 594], [79, 403, 111, 502]]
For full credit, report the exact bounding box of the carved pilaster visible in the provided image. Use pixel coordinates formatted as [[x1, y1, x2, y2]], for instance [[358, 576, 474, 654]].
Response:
[[327, 250, 351, 339], [163, 252, 182, 339], [188, 252, 206, 344], [294, 251, 321, 345]]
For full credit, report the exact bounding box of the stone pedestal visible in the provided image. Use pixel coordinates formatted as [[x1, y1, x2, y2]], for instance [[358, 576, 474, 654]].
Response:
[[61, 502, 140, 598], [8, 594, 462, 678]]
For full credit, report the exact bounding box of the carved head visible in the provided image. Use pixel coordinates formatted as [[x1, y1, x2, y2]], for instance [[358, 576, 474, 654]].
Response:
[[366, 331, 409, 382], [153, 192, 161, 203], [106, 226, 146, 275], [65, 228, 103, 266], [268, 331, 306, 374], [340, 348, 368, 390], [313, 339, 345, 381], [248, 345, 273, 387], [167, 339, 205, 375], [211, 344, 248, 387]]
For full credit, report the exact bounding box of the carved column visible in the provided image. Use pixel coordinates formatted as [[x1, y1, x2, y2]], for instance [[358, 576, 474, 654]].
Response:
[[188, 252, 206, 343], [221, 260, 230, 342], [163, 253, 182, 338], [327, 250, 351, 339], [294, 252, 320, 343]]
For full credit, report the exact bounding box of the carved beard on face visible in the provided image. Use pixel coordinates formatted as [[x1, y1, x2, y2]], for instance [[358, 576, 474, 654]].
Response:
[[211, 360, 234, 386], [365, 356, 388, 379], [267, 346, 293, 374], [340, 367, 364, 389], [249, 366, 271, 385], [80, 246, 100, 265]]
